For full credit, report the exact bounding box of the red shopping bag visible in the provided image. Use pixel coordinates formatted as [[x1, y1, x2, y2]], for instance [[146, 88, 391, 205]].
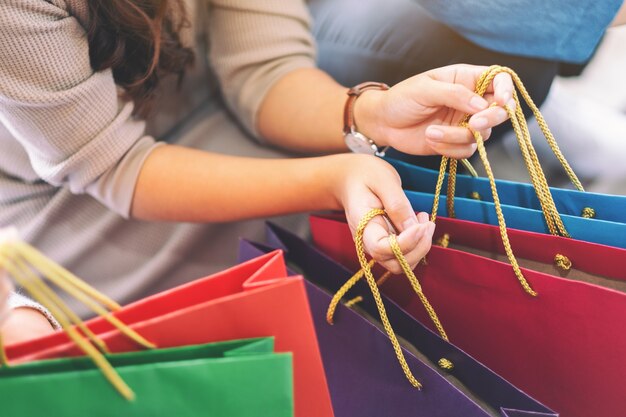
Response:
[[310, 214, 626, 417], [7, 251, 334, 417], [315, 212, 626, 285]]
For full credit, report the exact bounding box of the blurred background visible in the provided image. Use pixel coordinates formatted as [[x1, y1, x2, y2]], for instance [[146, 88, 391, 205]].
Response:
[[486, 26, 626, 195]]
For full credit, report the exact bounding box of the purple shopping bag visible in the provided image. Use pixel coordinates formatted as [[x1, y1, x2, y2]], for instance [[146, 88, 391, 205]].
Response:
[[237, 223, 557, 417]]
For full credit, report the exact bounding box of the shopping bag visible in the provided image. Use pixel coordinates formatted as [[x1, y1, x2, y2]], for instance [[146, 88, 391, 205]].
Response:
[[384, 65, 626, 249], [388, 159, 626, 249], [388, 157, 626, 224], [0, 337, 293, 417], [310, 214, 626, 417], [6, 251, 333, 417], [238, 225, 557, 417], [314, 213, 626, 288]]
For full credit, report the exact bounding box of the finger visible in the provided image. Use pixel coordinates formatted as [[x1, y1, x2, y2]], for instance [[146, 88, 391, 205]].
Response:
[[426, 125, 476, 145], [480, 128, 493, 140], [364, 222, 425, 265], [394, 222, 435, 268], [416, 211, 430, 223], [488, 72, 515, 106], [362, 217, 395, 263], [420, 79, 489, 115], [427, 141, 478, 159], [374, 222, 435, 273], [368, 177, 418, 233], [468, 106, 510, 131]]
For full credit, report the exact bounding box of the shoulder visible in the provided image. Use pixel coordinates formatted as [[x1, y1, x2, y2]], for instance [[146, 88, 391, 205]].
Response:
[[0, 0, 89, 30], [0, 0, 69, 20]]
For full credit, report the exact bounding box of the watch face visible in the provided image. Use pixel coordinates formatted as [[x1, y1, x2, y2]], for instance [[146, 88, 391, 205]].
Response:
[[345, 132, 378, 155]]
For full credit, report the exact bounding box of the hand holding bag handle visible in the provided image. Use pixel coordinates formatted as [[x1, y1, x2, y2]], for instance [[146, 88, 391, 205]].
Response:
[[433, 65, 589, 296], [328, 67, 588, 386], [445, 65, 584, 230], [0, 227, 155, 400], [326, 208, 451, 389]]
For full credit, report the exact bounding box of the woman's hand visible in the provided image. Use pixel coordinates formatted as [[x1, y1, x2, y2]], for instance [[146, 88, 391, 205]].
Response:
[[330, 154, 434, 274], [355, 64, 515, 158], [0, 271, 55, 345]]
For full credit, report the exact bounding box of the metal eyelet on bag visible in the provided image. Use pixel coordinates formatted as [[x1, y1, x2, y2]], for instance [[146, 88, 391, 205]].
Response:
[[469, 191, 482, 200], [435, 233, 451, 248], [554, 254, 572, 272], [438, 358, 454, 371], [581, 207, 596, 219]]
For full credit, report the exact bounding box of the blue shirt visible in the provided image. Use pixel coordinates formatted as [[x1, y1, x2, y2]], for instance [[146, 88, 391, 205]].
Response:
[[417, 0, 623, 63]]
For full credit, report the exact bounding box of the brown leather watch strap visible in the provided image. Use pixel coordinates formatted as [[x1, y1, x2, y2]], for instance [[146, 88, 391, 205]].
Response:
[[343, 81, 390, 135]]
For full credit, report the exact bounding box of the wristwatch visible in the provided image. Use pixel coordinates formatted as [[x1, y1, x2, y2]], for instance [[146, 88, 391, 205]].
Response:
[[343, 81, 390, 157]]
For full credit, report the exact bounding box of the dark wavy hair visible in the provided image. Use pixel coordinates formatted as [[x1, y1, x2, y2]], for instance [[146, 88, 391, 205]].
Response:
[[87, 0, 195, 117]]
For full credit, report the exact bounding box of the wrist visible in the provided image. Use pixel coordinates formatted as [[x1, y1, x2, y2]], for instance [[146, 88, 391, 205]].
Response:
[[353, 89, 388, 147], [318, 154, 362, 211]]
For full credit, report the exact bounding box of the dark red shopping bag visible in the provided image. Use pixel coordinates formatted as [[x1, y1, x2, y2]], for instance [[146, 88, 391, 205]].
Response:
[[310, 214, 626, 417], [7, 251, 334, 417]]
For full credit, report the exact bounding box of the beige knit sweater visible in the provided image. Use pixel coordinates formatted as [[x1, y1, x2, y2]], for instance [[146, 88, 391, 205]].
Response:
[[0, 0, 315, 217], [0, 0, 315, 314]]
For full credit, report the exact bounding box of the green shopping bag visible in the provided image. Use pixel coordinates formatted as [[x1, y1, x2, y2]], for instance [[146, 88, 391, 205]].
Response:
[[0, 337, 293, 417]]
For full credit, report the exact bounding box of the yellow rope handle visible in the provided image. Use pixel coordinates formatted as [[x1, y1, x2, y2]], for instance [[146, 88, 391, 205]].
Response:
[[442, 65, 583, 239], [326, 208, 451, 389], [0, 255, 134, 400], [432, 65, 592, 296], [446, 159, 458, 219], [0, 328, 8, 367], [471, 126, 539, 296], [11, 254, 110, 354], [12, 243, 155, 350], [0, 233, 157, 400], [388, 234, 448, 341]]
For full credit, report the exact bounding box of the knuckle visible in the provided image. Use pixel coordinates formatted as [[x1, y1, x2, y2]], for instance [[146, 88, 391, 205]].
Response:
[[382, 260, 403, 275], [367, 241, 390, 260]]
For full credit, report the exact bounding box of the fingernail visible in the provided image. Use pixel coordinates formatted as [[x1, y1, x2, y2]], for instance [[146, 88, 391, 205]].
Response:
[[426, 126, 444, 140], [470, 96, 488, 111], [470, 117, 488, 130]]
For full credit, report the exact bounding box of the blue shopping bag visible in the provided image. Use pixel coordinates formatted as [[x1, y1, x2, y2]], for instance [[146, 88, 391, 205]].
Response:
[[388, 158, 626, 223], [384, 65, 626, 249], [386, 157, 626, 249]]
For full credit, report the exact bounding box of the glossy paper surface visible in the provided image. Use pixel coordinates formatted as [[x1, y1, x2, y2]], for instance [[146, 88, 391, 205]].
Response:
[[311, 215, 626, 417]]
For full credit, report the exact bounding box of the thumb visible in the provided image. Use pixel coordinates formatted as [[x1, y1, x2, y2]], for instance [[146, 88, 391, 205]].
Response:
[[368, 174, 417, 234]]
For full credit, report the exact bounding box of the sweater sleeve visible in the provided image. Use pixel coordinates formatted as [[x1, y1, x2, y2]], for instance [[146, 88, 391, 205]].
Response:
[[207, 0, 317, 138], [7, 292, 61, 330], [0, 0, 163, 218]]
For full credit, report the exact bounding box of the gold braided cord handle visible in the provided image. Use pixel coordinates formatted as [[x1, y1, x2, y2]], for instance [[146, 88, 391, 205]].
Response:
[[443, 65, 584, 237], [0, 229, 156, 400], [433, 123, 539, 297], [326, 208, 450, 389], [432, 65, 588, 297]]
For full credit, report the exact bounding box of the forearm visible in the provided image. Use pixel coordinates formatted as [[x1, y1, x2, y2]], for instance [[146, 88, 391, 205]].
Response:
[[131, 145, 342, 222], [257, 67, 388, 154], [257, 68, 349, 153]]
